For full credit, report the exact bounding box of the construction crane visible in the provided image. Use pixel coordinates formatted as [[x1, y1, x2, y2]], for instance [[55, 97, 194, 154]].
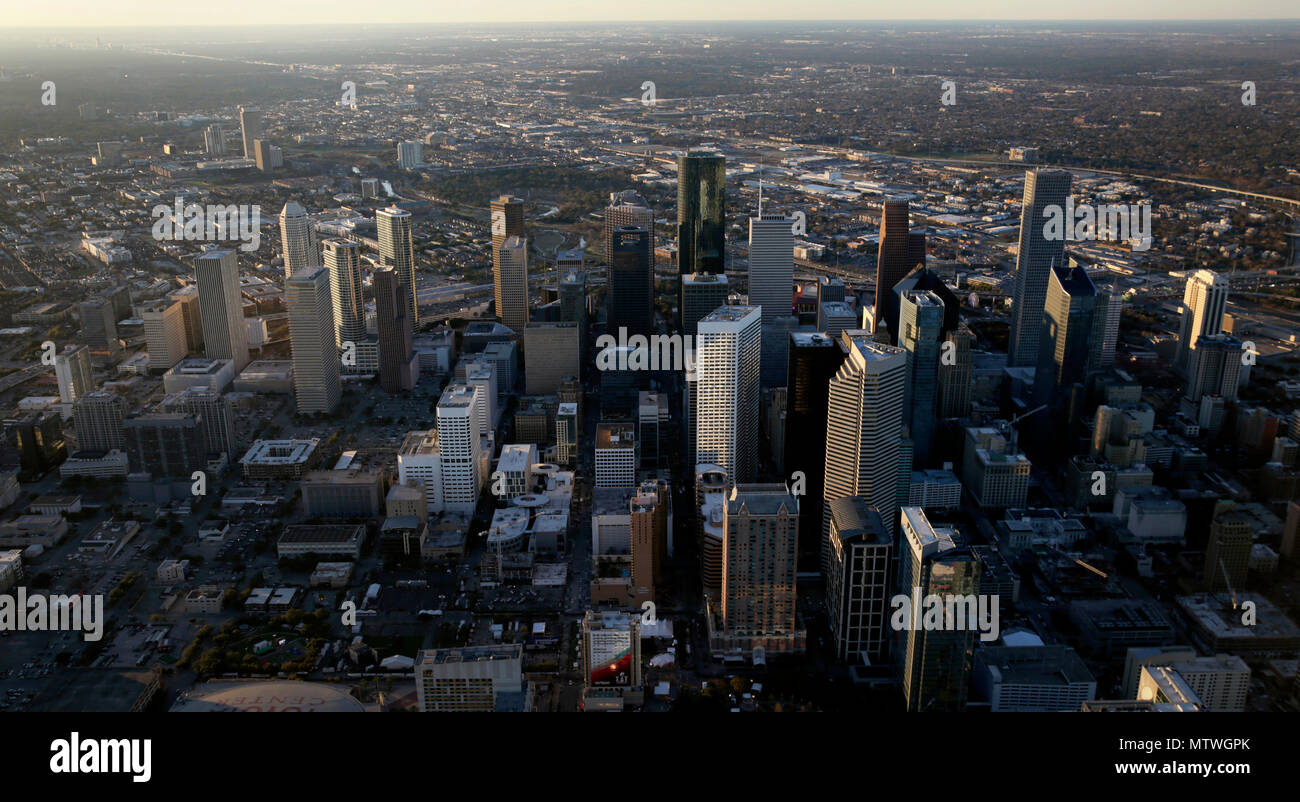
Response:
[[1219, 558, 1240, 611], [1001, 404, 1047, 453]]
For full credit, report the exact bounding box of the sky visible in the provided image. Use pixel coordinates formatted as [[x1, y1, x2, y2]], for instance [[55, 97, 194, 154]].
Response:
[[1, 0, 1297, 27]]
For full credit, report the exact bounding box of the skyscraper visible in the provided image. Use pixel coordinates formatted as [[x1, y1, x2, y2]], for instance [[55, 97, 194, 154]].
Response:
[[1034, 264, 1098, 411], [899, 290, 946, 468], [286, 266, 341, 414], [719, 484, 803, 655], [73, 389, 125, 453], [78, 298, 118, 349], [160, 388, 235, 462], [823, 333, 907, 572], [489, 194, 525, 255], [937, 326, 974, 419], [559, 265, 588, 329], [139, 299, 187, 372], [193, 249, 249, 371], [681, 273, 730, 337], [785, 331, 847, 555], [238, 106, 262, 160], [1204, 506, 1252, 592], [1184, 334, 1243, 404], [696, 306, 762, 489], [168, 284, 204, 355], [494, 236, 529, 332], [604, 190, 654, 264], [677, 151, 726, 277], [278, 201, 320, 280], [123, 413, 207, 479], [376, 206, 417, 329], [1008, 169, 1072, 367], [874, 198, 928, 344], [322, 238, 365, 347], [897, 506, 982, 712], [1175, 269, 1229, 374], [54, 345, 94, 404], [825, 498, 893, 661], [374, 267, 417, 394], [749, 211, 795, 387], [607, 225, 654, 338]]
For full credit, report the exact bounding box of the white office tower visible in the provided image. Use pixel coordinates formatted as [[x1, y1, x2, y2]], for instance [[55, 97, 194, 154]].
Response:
[[749, 211, 795, 388], [54, 345, 94, 404], [464, 360, 498, 434], [822, 332, 907, 573], [322, 238, 365, 347], [397, 140, 423, 170], [495, 236, 529, 332], [278, 201, 320, 280], [286, 267, 341, 414], [436, 383, 485, 514], [194, 249, 250, 371], [139, 299, 187, 372], [695, 306, 762, 489], [1175, 269, 1229, 374], [238, 106, 262, 159], [376, 206, 418, 329]]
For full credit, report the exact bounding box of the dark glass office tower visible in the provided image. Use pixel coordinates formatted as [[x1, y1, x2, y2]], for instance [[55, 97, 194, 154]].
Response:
[[677, 151, 726, 278], [608, 225, 654, 338], [1034, 264, 1097, 412], [1008, 169, 1073, 367], [874, 198, 927, 344], [785, 331, 847, 564], [375, 267, 415, 393]]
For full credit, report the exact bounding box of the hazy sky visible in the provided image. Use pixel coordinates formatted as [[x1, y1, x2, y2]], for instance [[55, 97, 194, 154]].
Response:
[[2, 0, 1297, 27]]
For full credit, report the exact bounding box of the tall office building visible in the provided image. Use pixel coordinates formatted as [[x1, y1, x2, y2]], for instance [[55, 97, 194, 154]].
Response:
[[168, 284, 204, 354], [322, 238, 365, 347], [139, 299, 187, 372], [78, 298, 118, 349], [823, 333, 907, 572], [494, 236, 529, 332], [899, 290, 946, 468], [749, 211, 795, 387], [160, 388, 235, 462], [1205, 508, 1252, 592], [937, 327, 974, 419], [73, 390, 125, 453], [203, 124, 226, 155], [278, 201, 320, 280], [897, 506, 982, 712], [436, 383, 485, 514], [607, 225, 654, 338], [785, 332, 847, 553], [1184, 334, 1243, 404], [559, 267, 588, 329], [238, 106, 262, 160], [630, 480, 669, 605], [193, 249, 249, 371], [681, 273, 730, 337], [1093, 278, 1123, 371], [695, 306, 762, 488], [523, 322, 579, 395], [374, 267, 417, 393], [874, 198, 927, 343], [604, 190, 654, 264], [123, 413, 207, 479], [719, 484, 803, 655], [1007, 169, 1073, 367], [286, 267, 341, 414], [376, 206, 418, 329], [677, 151, 726, 277], [489, 195, 525, 254], [582, 612, 642, 691], [1175, 269, 1230, 374], [11, 411, 65, 473], [1034, 264, 1098, 411], [54, 345, 94, 404], [825, 498, 893, 661]]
